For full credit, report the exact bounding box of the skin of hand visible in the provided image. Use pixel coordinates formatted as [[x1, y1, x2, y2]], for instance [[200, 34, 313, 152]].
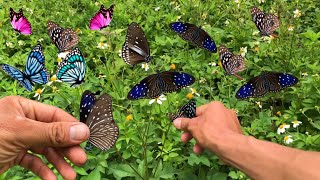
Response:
[[0, 96, 90, 180]]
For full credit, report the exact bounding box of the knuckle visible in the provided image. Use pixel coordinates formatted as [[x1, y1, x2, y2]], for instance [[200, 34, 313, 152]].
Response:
[[48, 123, 66, 145]]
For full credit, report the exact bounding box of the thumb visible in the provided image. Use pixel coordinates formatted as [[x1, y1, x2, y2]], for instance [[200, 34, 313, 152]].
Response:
[[173, 118, 192, 131], [20, 119, 90, 147]]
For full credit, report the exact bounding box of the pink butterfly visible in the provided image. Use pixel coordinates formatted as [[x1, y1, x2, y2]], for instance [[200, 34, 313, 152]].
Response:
[[9, 8, 32, 35], [89, 4, 114, 30]]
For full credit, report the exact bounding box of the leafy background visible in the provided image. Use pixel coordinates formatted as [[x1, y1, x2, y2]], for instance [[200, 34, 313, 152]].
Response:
[[0, 0, 320, 179]]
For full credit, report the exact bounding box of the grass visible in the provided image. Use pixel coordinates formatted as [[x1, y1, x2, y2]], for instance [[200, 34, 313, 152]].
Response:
[[1, 0, 320, 179]]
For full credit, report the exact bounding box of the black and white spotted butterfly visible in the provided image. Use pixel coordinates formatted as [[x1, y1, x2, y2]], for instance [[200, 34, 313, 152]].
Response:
[[80, 90, 119, 151], [122, 22, 152, 65], [168, 99, 196, 121], [251, 7, 280, 36], [47, 21, 79, 53]]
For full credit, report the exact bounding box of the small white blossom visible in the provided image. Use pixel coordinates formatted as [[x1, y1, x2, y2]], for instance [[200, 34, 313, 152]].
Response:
[[190, 88, 200, 96], [277, 124, 290, 134], [261, 35, 274, 44], [255, 101, 262, 109], [155, 7, 160, 11], [26, 8, 33, 14], [258, 0, 265, 3], [252, 31, 260, 36], [47, 75, 62, 86], [284, 135, 293, 144], [97, 42, 108, 49], [149, 95, 167, 105], [38, 38, 44, 42], [58, 51, 69, 59], [293, 9, 301, 18], [292, 120, 302, 128], [209, 62, 217, 66], [6, 42, 14, 48], [118, 50, 122, 57], [174, 5, 180, 11], [199, 77, 207, 83], [141, 63, 149, 71], [234, 0, 240, 8], [95, 2, 99, 6], [176, 16, 181, 21], [225, 20, 230, 26], [33, 87, 45, 101], [240, 46, 247, 57], [18, 40, 24, 46], [288, 25, 294, 31], [302, 72, 308, 77]]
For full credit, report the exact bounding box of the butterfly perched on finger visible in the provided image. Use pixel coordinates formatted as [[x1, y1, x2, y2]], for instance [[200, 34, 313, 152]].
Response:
[[251, 7, 280, 37], [47, 21, 79, 53], [169, 22, 217, 52], [56, 48, 86, 87], [89, 4, 114, 30], [122, 22, 153, 65], [168, 99, 196, 121], [127, 71, 195, 100], [9, 8, 32, 35], [80, 90, 119, 151], [219, 45, 246, 80], [236, 72, 298, 99], [1, 44, 49, 91]]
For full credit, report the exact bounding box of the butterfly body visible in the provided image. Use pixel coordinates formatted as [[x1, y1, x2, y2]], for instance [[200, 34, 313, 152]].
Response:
[[127, 71, 195, 100], [47, 21, 79, 52], [236, 72, 298, 99], [170, 22, 217, 52], [56, 48, 86, 87], [219, 45, 245, 79], [168, 99, 196, 121], [1, 44, 48, 91], [122, 22, 152, 65], [251, 7, 280, 36], [89, 4, 114, 30], [9, 8, 32, 35], [80, 91, 119, 151]]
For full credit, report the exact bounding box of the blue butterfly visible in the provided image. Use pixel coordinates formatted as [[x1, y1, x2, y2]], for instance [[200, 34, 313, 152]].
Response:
[[56, 48, 86, 87], [170, 22, 217, 53], [127, 71, 195, 100], [1, 44, 49, 92], [236, 72, 299, 99]]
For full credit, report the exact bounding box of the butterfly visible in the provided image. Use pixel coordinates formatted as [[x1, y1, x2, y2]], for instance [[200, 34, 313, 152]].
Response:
[[80, 90, 119, 151], [0, 44, 49, 91], [127, 71, 195, 100], [236, 72, 299, 99], [56, 48, 86, 87], [219, 45, 246, 80], [251, 7, 280, 36], [169, 22, 217, 53], [47, 21, 79, 53], [122, 22, 152, 65], [89, 4, 114, 30], [9, 8, 32, 35], [168, 99, 196, 121]]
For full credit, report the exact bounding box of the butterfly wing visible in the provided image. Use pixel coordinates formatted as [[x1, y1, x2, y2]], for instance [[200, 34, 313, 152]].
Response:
[[1, 64, 33, 91], [169, 99, 196, 121], [122, 22, 151, 65], [219, 45, 245, 75], [170, 22, 217, 52], [25, 44, 49, 84], [56, 48, 85, 87], [265, 72, 299, 92], [9, 8, 32, 35], [160, 71, 195, 93], [89, 4, 114, 30], [251, 7, 279, 36], [80, 90, 96, 123], [86, 93, 119, 151], [127, 74, 160, 99]]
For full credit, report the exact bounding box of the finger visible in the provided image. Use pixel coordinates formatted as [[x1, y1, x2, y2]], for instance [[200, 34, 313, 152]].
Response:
[[17, 153, 56, 180], [58, 146, 87, 166], [17, 117, 89, 147], [173, 118, 193, 131], [16, 96, 79, 123], [196, 103, 209, 116], [44, 147, 77, 180], [193, 144, 204, 154], [181, 132, 193, 143]]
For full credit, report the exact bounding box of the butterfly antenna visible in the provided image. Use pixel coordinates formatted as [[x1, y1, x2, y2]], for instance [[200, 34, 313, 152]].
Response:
[[233, 73, 244, 80]]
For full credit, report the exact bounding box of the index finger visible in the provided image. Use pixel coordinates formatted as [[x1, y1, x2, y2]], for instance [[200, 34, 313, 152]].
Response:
[[16, 96, 78, 123]]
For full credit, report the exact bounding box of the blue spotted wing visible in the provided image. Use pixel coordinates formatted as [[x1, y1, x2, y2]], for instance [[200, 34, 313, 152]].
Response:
[[170, 22, 217, 52], [168, 99, 196, 121], [236, 72, 298, 99]]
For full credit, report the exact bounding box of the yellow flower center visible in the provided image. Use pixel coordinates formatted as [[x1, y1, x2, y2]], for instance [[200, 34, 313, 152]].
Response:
[[284, 136, 289, 141], [170, 64, 176, 70], [126, 114, 133, 121], [57, 57, 62, 63], [254, 46, 259, 52], [276, 111, 281, 116], [76, 28, 81, 33], [51, 76, 57, 81], [99, 43, 105, 47], [279, 124, 285, 129], [186, 93, 193, 99], [293, 120, 299, 124], [36, 88, 42, 94], [191, 88, 197, 93]]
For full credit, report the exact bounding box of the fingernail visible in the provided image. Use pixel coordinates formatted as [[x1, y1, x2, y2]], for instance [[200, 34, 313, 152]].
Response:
[[173, 119, 181, 129], [70, 124, 89, 141]]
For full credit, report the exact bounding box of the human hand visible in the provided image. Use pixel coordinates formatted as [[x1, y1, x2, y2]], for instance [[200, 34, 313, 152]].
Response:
[[0, 96, 90, 180], [173, 101, 243, 156]]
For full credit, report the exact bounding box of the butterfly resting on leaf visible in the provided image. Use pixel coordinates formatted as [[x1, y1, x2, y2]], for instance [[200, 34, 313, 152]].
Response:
[[9, 7, 32, 35], [251, 6, 280, 37]]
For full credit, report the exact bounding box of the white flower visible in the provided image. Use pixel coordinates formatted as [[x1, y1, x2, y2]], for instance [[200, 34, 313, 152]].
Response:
[[253, 41, 260, 46], [292, 120, 302, 128], [258, 0, 265, 3], [33, 87, 45, 101], [284, 135, 293, 144], [174, 5, 180, 11], [209, 62, 217, 66], [155, 7, 160, 11], [95, 2, 99, 6], [118, 50, 122, 57], [277, 124, 290, 134], [190, 88, 200, 96], [141, 63, 149, 71], [240, 46, 247, 57], [261, 36, 274, 44], [176, 16, 181, 21], [26, 8, 33, 14], [288, 25, 294, 31], [149, 95, 167, 105], [255, 101, 262, 109], [293, 9, 301, 18], [6, 42, 14, 48], [98, 74, 106, 79], [97, 42, 108, 49], [38, 38, 44, 42], [199, 77, 207, 83], [47, 75, 62, 86], [18, 40, 24, 46], [252, 30, 260, 36], [225, 20, 230, 26], [301, 72, 308, 77]]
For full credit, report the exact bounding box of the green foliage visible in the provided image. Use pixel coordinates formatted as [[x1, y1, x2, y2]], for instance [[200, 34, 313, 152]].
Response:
[[1, 0, 320, 179]]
